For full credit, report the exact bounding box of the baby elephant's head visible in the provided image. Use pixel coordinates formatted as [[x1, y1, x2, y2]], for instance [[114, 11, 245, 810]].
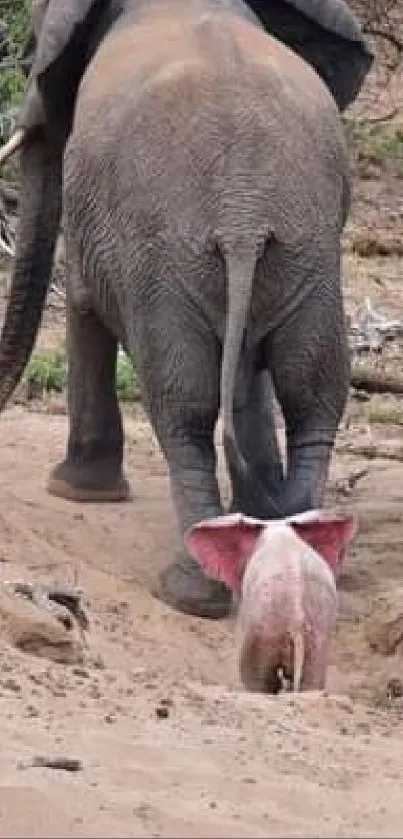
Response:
[[185, 509, 358, 693]]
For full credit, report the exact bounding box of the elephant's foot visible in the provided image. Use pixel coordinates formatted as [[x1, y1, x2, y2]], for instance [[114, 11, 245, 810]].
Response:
[[47, 458, 132, 503], [154, 553, 232, 619]]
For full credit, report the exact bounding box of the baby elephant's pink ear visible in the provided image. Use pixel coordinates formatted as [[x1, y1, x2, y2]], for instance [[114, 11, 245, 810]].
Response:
[[290, 510, 358, 576], [185, 513, 265, 594]]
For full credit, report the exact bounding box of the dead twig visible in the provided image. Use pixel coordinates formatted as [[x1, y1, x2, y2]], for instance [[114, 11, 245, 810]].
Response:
[[350, 367, 403, 395], [337, 442, 403, 462], [30, 755, 82, 772], [333, 467, 369, 497], [361, 107, 400, 124]]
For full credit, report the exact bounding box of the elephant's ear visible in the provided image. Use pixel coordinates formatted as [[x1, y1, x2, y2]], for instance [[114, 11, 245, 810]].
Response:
[[248, 0, 372, 111], [185, 513, 266, 594], [285, 0, 369, 44], [31, 0, 98, 78]]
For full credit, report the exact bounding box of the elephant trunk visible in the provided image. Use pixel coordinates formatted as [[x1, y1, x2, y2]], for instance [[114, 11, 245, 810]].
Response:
[[0, 132, 62, 411]]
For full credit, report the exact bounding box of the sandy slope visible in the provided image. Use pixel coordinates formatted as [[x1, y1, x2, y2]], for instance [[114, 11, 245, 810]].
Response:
[[0, 407, 402, 837]]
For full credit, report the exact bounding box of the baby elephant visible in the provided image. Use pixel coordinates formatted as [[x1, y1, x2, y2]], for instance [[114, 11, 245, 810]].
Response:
[[185, 510, 357, 693]]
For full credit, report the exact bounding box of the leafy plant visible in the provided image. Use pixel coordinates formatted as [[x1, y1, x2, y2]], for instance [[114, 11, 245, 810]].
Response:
[[23, 348, 141, 402], [345, 119, 403, 176], [0, 0, 31, 115]]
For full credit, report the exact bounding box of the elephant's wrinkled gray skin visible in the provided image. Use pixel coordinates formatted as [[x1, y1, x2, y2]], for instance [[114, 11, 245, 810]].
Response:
[[0, 0, 352, 619]]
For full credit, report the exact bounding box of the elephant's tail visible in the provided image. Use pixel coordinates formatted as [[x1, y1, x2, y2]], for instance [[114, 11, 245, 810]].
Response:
[[221, 239, 286, 519], [220, 245, 256, 483], [220, 241, 278, 516], [292, 630, 304, 692]]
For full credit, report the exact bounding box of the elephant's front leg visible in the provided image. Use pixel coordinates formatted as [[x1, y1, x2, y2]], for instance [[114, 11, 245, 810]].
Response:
[[47, 292, 130, 502], [139, 319, 231, 619]]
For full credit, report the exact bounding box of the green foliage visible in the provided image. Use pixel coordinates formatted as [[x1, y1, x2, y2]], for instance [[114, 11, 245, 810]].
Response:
[[26, 349, 67, 394], [368, 406, 403, 427], [0, 0, 31, 112], [24, 348, 142, 402], [2, 0, 31, 47], [345, 119, 403, 177], [115, 352, 142, 402]]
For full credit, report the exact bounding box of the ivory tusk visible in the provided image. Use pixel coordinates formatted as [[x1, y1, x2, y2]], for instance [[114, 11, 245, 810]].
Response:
[[0, 237, 14, 257], [0, 225, 15, 257], [0, 129, 26, 166], [0, 235, 15, 257]]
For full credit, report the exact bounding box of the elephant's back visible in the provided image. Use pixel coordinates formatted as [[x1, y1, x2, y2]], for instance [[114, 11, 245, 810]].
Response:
[[73, 1, 346, 193], [68, 0, 347, 272], [76, 1, 338, 129]]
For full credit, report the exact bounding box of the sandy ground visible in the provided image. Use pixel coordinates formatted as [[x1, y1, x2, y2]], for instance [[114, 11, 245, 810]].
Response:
[[1, 401, 403, 838]]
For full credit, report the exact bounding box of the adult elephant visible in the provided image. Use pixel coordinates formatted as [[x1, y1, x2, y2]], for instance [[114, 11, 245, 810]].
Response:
[[0, 0, 364, 619]]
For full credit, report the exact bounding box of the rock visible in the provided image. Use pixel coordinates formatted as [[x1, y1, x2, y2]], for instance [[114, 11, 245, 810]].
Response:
[[0, 585, 85, 665], [367, 592, 403, 655]]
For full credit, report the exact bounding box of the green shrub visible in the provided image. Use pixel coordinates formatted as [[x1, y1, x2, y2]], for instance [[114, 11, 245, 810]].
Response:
[[24, 348, 141, 402], [345, 118, 403, 176], [25, 349, 67, 394], [0, 0, 30, 111]]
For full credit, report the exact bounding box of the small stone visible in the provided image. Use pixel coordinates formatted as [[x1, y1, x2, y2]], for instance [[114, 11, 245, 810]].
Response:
[[3, 678, 21, 693], [89, 687, 101, 700], [73, 667, 89, 679], [26, 705, 39, 718], [357, 721, 371, 735], [386, 678, 403, 699], [335, 698, 354, 714], [155, 704, 169, 719]]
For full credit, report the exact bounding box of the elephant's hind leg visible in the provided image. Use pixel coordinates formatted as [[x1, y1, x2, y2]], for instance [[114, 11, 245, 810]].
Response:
[[47, 291, 130, 503], [232, 368, 285, 518]]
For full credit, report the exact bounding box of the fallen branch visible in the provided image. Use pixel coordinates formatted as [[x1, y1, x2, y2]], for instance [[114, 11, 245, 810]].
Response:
[[364, 25, 403, 56], [337, 442, 403, 462], [361, 107, 400, 125], [332, 467, 369, 497], [29, 755, 82, 772], [350, 366, 403, 395]]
